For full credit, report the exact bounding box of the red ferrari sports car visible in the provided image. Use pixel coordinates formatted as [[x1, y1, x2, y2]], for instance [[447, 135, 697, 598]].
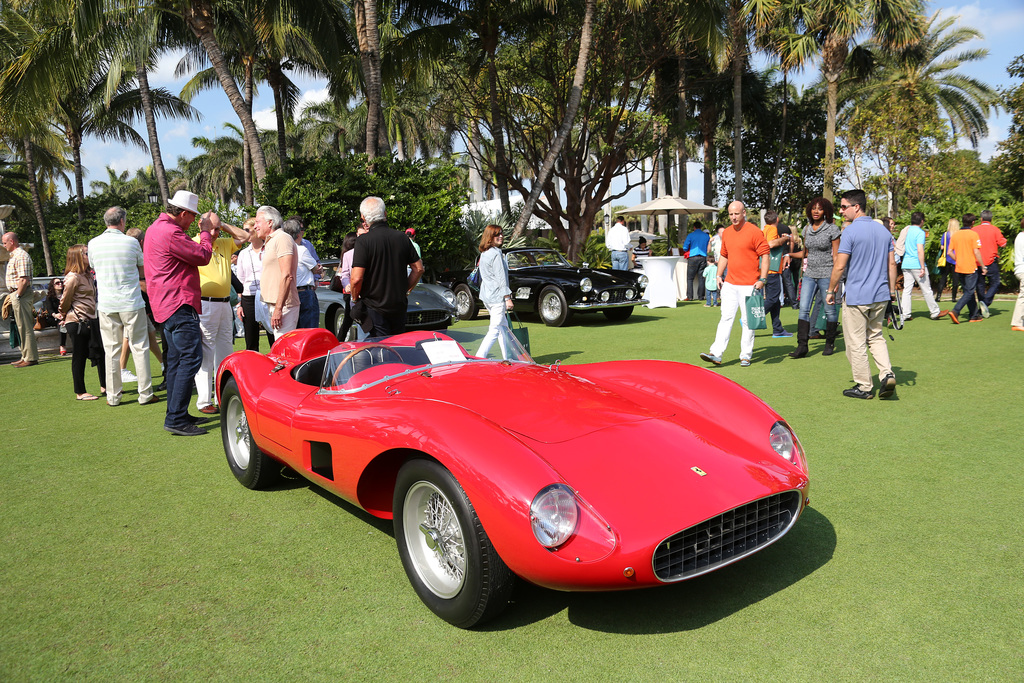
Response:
[[217, 326, 810, 628]]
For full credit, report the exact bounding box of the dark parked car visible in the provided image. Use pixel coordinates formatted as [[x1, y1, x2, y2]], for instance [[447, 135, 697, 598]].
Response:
[[317, 260, 458, 339], [442, 248, 648, 326]]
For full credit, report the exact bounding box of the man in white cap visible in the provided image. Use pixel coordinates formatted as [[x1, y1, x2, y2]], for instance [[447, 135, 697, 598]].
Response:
[[143, 190, 215, 436]]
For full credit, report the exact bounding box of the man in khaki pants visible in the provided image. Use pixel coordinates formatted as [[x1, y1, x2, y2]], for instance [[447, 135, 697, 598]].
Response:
[[826, 189, 898, 400], [3, 232, 38, 367]]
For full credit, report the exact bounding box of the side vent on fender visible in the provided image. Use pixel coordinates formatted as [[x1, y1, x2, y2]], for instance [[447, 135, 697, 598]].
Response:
[[309, 441, 334, 481]]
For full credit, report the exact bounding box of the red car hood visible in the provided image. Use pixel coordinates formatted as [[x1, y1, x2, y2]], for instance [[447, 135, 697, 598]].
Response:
[[398, 362, 804, 545], [405, 362, 671, 443]]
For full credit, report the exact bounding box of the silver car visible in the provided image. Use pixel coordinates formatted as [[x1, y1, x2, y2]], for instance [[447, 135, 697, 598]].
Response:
[[316, 261, 459, 339]]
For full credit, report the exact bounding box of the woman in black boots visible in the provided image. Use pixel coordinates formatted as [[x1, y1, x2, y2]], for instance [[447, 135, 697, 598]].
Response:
[[790, 198, 842, 358]]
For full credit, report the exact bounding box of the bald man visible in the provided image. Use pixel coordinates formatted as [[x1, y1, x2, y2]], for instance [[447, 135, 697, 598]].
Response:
[[698, 201, 769, 367]]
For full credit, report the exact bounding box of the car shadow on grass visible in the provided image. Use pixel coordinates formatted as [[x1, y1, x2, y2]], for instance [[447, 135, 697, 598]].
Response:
[[483, 506, 836, 633]]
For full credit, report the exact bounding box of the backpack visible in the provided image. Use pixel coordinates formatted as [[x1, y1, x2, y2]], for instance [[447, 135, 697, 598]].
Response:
[[894, 227, 909, 259]]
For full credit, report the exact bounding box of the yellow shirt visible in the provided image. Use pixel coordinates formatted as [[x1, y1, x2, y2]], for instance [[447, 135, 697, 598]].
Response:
[[195, 235, 240, 298]]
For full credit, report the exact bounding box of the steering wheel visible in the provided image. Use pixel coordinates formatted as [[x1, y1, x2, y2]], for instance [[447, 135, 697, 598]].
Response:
[[330, 344, 405, 386]]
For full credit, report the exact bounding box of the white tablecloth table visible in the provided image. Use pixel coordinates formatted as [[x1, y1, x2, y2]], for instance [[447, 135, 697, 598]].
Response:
[[636, 256, 680, 308]]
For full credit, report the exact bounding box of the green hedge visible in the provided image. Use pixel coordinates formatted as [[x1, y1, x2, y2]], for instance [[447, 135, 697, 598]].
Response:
[[258, 155, 470, 278]]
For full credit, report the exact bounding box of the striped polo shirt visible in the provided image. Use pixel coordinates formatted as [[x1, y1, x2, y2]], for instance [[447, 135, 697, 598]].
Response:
[[88, 228, 145, 313]]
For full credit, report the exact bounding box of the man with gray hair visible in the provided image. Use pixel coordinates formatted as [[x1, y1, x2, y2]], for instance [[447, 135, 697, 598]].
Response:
[[2, 231, 37, 367], [88, 206, 155, 406], [282, 219, 322, 328], [350, 196, 424, 336], [256, 205, 299, 335]]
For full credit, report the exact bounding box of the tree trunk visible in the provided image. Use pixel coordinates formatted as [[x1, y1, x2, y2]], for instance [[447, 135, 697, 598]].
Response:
[[243, 60, 254, 206], [354, 0, 383, 163], [513, 0, 597, 238], [731, 3, 744, 203], [824, 77, 838, 202], [136, 60, 169, 205], [768, 71, 788, 210], [184, 0, 268, 183], [677, 49, 688, 204], [468, 120, 484, 201], [71, 131, 85, 222], [821, 36, 846, 203], [22, 138, 54, 275], [701, 103, 717, 206], [487, 46, 511, 216], [267, 60, 288, 173]]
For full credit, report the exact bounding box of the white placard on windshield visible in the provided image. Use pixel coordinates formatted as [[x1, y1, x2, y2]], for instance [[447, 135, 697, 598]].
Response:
[[421, 340, 465, 364]]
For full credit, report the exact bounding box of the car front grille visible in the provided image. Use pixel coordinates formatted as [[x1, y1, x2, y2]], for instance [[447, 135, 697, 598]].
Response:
[[406, 309, 450, 329], [652, 490, 802, 582], [599, 287, 634, 303]]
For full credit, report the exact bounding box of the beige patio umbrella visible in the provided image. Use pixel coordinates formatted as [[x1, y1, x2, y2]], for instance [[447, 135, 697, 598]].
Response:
[[618, 195, 719, 217]]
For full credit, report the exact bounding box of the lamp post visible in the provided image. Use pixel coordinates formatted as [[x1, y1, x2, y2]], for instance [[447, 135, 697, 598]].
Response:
[[148, 191, 160, 204]]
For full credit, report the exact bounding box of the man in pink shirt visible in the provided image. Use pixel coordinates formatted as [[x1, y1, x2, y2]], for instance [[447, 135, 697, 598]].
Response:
[[143, 190, 215, 436], [972, 209, 1007, 317]]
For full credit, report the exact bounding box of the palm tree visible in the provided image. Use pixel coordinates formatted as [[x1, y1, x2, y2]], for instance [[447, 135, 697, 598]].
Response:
[[178, 124, 246, 206], [849, 12, 999, 147], [799, 0, 925, 200], [354, 0, 384, 161]]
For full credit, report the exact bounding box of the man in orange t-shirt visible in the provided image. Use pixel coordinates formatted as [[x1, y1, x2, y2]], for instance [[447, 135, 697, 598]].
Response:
[[939, 213, 986, 324], [699, 201, 769, 367]]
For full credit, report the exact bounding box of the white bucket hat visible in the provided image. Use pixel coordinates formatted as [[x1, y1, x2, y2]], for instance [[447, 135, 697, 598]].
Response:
[[168, 190, 200, 214]]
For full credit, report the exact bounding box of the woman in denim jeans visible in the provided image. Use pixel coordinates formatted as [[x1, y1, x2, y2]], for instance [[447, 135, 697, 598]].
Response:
[[789, 197, 841, 358]]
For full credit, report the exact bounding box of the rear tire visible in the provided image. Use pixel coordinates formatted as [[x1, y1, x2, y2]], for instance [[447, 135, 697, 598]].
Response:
[[393, 459, 514, 628], [454, 284, 479, 320], [222, 377, 279, 489]]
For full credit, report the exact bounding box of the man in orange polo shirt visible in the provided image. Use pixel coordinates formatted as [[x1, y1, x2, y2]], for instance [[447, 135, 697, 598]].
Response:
[[939, 213, 986, 324], [699, 201, 770, 367]]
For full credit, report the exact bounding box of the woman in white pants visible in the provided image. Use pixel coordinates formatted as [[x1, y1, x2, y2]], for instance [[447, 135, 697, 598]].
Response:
[[476, 225, 514, 359]]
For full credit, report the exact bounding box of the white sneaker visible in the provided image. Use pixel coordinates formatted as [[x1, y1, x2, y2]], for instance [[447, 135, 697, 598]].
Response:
[[121, 369, 138, 383]]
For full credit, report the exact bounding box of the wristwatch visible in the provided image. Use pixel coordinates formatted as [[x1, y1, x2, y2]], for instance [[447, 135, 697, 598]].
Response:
[[758, 277, 767, 283]]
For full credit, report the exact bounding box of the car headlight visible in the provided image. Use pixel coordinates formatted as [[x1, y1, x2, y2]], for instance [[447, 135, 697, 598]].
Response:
[[580, 277, 593, 293], [530, 484, 578, 548], [638, 275, 649, 288], [600, 290, 610, 302], [769, 421, 804, 465], [441, 289, 456, 306], [625, 288, 635, 299]]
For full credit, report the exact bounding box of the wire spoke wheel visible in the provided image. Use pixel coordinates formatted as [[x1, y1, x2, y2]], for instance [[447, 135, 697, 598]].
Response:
[[403, 481, 467, 598]]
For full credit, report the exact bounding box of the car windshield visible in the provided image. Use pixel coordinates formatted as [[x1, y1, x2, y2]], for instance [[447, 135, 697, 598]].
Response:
[[319, 326, 532, 394], [506, 250, 571, 269]]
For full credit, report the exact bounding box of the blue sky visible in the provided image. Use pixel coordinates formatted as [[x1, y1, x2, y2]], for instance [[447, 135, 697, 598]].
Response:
[[77, 0, 1024, 208]]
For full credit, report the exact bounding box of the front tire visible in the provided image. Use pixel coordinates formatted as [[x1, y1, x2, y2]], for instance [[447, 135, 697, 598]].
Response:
[[453, 284, 479, 320], [537, 286, 572, 326], [602, 306, 633, 322], [222, 376, 279, 489], [394, 459, 515, 628]]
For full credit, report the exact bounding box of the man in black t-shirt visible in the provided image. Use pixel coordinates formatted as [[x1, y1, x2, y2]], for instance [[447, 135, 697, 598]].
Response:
[[350, 196, 425, 336]]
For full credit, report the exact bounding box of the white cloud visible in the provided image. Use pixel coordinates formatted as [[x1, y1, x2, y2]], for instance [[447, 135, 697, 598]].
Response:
[[297, 88, 331, 116], [148, 50, 190, 88], [937, 2, 1024, 37], [163, 123, 192, 139], [253, 108, 277, 130]]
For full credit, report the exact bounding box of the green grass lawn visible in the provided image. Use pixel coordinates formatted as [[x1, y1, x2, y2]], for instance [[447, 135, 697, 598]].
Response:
[[2, 297, 1022, 681]]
